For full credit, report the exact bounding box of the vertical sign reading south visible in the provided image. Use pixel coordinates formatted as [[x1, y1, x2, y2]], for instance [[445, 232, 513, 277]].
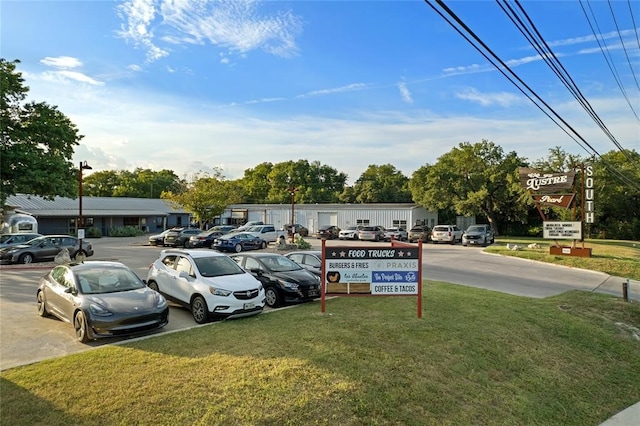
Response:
[[585, 164, 594, 224], [323, 247, 419, 295]]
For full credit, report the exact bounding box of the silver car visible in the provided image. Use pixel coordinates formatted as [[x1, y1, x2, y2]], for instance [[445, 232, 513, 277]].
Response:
[[462, 225, 495, 247]]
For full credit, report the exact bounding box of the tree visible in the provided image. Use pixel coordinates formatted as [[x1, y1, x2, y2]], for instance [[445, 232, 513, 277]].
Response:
[[1, 58, 82, 206], [83, 168, 183, 197], [240, 160, 346, 204], [341, 164, 412, 203], [162, 170, 245, 227], [591, 149, 640, 240], [409, 140, 527, 233]]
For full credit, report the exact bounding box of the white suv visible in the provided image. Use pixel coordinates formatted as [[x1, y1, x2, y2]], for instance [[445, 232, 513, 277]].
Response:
[[431, 225, 463, 244], [146, 249, 265, 324]]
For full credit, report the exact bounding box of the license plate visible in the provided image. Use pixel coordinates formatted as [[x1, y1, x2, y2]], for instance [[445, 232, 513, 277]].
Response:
[[243, 302, 255, 310]]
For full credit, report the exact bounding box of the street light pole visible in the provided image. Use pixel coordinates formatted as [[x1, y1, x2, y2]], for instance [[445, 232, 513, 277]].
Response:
[[78, 161, 92, 260], [288, 185, 297, 243]]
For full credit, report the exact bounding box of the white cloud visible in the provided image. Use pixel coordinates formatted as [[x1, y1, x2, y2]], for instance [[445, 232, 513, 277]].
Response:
[[40, 56, 82, 69], [115, 0, 302, 63], [298, 83, 369, 98], [455, 87, 522, 107], [398, 82, 413, 104]]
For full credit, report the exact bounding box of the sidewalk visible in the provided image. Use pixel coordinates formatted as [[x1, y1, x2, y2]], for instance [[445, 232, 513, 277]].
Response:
[[600, 402, 640, 425]]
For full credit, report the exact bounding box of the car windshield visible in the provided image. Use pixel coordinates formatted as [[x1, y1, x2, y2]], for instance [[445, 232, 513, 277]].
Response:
[[262, 256, 303, 272], [433, 226, 449, 232], [246, 226, 262, 232], [76, 268, 145, 294], [362, 227, 376, 231], [24, 237, 48, 246], [467, 226, 486, 233], [194, 256, 246, 277]]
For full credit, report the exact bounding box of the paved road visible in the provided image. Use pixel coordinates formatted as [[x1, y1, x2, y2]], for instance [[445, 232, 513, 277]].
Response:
[[1, 236, 637, 371]]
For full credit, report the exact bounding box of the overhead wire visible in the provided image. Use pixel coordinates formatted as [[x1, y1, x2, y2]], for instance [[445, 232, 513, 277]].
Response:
[[501, 0, 639, 168], [607, 0, 640, 94], [628, 0, 640, 50], [579, 0, 640, 124], [422, 0, 640, 191]]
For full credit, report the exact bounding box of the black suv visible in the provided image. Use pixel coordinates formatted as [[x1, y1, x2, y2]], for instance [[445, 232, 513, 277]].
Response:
[[163, 228, 202, 247]]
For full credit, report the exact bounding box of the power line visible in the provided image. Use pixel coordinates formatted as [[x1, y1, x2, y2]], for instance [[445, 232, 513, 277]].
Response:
[[423, 0, 640, 191]]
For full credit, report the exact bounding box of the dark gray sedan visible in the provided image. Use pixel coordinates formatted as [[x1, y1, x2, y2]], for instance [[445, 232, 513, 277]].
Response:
[[0, 235, 94, 264], [37, 261, 169, 343]]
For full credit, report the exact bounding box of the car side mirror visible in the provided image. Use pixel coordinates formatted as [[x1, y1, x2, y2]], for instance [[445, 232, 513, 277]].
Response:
[[250, 268, 263, 276], [178, 271, 189, 279], [64, 287, 76, 295]]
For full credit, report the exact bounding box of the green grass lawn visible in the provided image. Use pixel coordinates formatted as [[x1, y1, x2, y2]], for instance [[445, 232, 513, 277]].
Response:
[[2, 284, 639, 425], [488, 237, 640, 281]]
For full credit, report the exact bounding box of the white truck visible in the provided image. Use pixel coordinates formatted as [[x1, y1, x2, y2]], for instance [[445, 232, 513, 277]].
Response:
[[242, 224, 287, 244]]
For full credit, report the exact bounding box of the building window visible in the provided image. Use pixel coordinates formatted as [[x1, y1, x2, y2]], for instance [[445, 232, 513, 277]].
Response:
[[123, 217, 139, 227], [392, 220, 407, 228], [356, 219, 370, 226]]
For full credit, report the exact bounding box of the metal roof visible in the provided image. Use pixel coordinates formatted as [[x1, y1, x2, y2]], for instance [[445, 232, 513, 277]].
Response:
[[5, 194, 187, 217]]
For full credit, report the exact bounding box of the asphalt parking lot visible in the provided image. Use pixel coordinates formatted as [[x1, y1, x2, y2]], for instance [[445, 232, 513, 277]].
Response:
[[1, 236, 636, 371]]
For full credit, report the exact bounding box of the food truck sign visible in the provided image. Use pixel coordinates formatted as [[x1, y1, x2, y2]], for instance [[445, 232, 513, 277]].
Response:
[[323, 247, 419, 295]]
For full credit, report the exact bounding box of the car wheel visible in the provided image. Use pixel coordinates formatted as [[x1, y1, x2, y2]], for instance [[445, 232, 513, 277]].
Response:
[[36, 290, 49, 317], [74, 311, 90, 343], [260, 241, 267, 249], [147, 281, 160, 292], [183, 240, 189, 248], [234, 243, 243, 253], [265, 287, 280, 308], [191, 295, 209, 324], [18, 253, 34, 264]]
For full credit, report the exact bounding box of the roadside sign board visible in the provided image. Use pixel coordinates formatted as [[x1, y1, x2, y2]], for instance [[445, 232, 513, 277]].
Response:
[[323, 246, 420, 295], [543, 221, 583, 239]]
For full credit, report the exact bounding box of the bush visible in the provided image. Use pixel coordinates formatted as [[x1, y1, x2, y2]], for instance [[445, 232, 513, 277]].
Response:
[[109, 226, 144, 237], [295, 235, 312, 249], [85, 227, 102, 238]]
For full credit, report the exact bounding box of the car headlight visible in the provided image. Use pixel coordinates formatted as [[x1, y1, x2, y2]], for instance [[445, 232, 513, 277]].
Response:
[[279, 280, 299, 290], [156, 295, 168, 309], [89, 303, 113, 316], [210, 287, 232, 297]]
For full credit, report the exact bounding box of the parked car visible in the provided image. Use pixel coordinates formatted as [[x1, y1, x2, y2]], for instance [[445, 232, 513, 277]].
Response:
[[230, 252, 321, 308], [148, 229, 175, 246], [384, 227, 408, 241], [358, 225, 386, 242], [243, 224, 287, 243], [163, 228, 202, 247], [212, 232, 267, 252], [146, 249, 264, 324], [283, 223, 309, 237], [462, 224, 495, 247], [37, 261, 169, 342], [338, 225, 362, 240], [233, 221, 265, 233], [408, 225, 431, 243], [284, 250, 322, 276], [315, 225, 340, 239], [0, 232, 42, 248], [431, 225, 463, 244], [188, 230, 227, 249], [0, 235, 94, 264]]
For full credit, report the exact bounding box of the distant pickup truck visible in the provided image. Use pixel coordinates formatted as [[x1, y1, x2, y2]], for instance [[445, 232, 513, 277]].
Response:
[[242, 225, 287, 243]]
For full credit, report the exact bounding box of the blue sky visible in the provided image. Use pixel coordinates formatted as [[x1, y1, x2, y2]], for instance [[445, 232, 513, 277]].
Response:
[[2, 0, 638, 184]]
